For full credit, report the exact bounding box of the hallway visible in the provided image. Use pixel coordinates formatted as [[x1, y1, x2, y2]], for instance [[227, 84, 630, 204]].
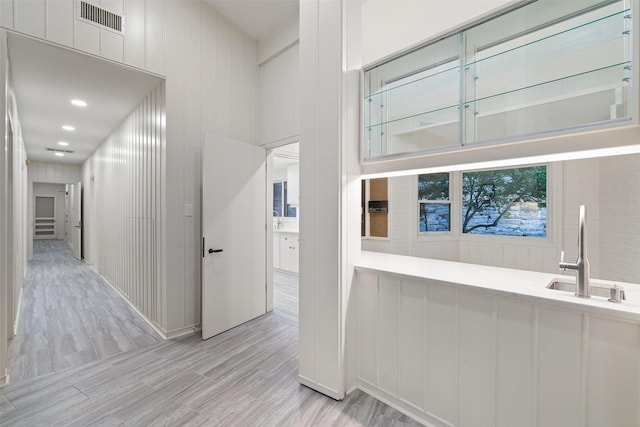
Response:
[[8, 240, 161, 383], [0, 242, 422, 426]]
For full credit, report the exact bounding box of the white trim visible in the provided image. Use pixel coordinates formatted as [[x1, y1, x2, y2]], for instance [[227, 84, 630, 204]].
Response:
[[12, 286, 23, 337], [356, 382, 452, 427], [298, 375, 342, 400], [0, 370, 9, 389]]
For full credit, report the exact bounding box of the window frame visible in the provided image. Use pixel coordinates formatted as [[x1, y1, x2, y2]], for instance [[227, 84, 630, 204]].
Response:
[[273, 179, 297, 218], [415, 163, 560, 248], [417, 172, 454, 236]]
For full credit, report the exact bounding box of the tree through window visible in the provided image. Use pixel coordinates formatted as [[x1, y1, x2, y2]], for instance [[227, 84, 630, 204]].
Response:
[[462, 166, 547, 237]]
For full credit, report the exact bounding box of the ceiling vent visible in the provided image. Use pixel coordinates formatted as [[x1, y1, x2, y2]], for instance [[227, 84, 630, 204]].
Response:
[[46, 148, 75, 154], [78, 1, 124, 34]]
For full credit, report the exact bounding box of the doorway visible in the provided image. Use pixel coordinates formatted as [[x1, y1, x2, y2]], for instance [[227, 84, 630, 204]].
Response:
[[271, 142, 300, 275]]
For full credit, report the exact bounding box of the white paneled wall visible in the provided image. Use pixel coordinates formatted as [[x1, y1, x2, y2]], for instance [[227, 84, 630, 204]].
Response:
[[355, 270, 640, 427], [28, 160, 81, 184], [259, 42, 300, 145], [1, 29, 29, 386], [163, 0, 257, 333], [83, 82, 165, 331], [599, 154, 640, 283], [0, 0, 165, 76]]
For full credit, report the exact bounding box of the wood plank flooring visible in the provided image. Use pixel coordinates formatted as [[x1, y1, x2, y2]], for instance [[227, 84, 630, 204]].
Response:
[[1, 242, 423, 426], [7, 240, 162, 384]]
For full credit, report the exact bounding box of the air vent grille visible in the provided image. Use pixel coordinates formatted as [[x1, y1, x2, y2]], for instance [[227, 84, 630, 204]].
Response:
[[46, 148, 75, 154], [79, 1, 123, 33]]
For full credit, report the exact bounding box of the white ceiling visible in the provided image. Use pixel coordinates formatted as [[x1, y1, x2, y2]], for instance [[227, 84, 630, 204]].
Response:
[[204, 0, 298, 40], [8, 33, 163, 164]]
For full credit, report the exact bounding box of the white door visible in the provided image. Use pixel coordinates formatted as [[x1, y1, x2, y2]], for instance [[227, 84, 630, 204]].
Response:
[[71, 181, 82, 259], [201, 134, 267, 339]]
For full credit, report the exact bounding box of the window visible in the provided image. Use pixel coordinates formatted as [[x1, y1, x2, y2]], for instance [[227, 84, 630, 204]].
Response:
[[273, 181, 297, 218], [462, 165, 547, 237], [418, 173, 451, 232]]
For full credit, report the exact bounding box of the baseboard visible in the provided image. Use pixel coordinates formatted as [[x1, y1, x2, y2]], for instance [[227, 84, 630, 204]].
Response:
[[13, 287, 24, 337], [164, 325, 200, 339], [0, 369, 9, 388], [96, 272, 169, 340], [298, 375, 344, 400], [355, 382, 450, 427]]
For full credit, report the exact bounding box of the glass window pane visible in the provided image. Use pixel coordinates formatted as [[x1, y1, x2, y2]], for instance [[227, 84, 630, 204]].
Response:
[[419, 203, 451, 232], [418, 173, 450, 200], [462, 165, 547, 237], [273, 182, 283, 216]]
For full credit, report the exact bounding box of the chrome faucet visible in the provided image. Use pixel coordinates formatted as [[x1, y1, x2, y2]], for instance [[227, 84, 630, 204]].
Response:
[[273, 211, 282, 229], [559, 205, 590, 298]]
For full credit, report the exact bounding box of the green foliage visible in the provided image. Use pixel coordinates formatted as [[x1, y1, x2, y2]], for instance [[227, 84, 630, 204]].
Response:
[[418, 173, 450, 200], [462, 166, 546, 233]]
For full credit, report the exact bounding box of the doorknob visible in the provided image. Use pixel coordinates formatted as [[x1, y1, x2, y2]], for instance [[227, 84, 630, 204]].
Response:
[[208, 248, 223, 254]]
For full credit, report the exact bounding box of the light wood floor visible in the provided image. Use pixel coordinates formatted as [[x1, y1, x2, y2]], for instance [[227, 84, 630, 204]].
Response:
[[1, 241, 422, 426]]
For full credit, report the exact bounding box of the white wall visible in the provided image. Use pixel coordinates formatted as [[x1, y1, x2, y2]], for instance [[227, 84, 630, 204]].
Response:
[[258, 16, 299, 146], [599, 154, 640, 284], [0, 0, 165, 76], [163, 1, 257, 335], [82, 82, 164, 332], [0, 29, 29, 387], [361, 0, 513, 66]]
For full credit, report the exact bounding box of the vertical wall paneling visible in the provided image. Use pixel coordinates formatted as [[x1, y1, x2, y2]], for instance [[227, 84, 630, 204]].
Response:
[[0, 0, 14, 29], [100, 30, 124, 63], [123, 0, 145, 69], [399, 279, 425, 410], [74, 20, 100, 56], [377, 276, 400, 396], [457, 292, 495, 427], [495, 300, 535, 427], [45, 0, 73, 47], [14, 0, 45, 38], [587, 316, 640, 426], [426, 285, 457, 423], [83, 82, 165, 328], [357, 272, 378, 385], [353, 270, 640, 426], [537, 307, 583, 427], [145, 0, 165, 76], [0, 30, 9, 385]]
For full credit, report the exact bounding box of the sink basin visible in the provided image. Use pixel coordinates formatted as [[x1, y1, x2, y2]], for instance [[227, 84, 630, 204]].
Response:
[[547, 280, 625, 301]]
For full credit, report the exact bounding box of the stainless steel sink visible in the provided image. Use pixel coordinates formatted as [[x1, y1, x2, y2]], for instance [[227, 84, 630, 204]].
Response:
[[547, 280, 625, 302]]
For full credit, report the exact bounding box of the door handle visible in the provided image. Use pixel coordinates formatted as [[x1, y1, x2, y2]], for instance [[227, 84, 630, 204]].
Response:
[[208, 248, 223, 254]]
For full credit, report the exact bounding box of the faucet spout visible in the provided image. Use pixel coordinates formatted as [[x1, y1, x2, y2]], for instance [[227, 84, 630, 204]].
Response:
[[559, 205, 590, 298]]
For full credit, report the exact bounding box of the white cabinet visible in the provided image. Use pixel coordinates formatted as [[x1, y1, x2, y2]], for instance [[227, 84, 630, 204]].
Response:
[[273, 232, 280, 269], [274, 232, 298, 273]]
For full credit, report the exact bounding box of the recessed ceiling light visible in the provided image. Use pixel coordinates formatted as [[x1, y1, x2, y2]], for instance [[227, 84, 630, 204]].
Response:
[[58, 141, 69, 146], [71, 99, 87, 107], [62, 125, 75, 131], [55, 152, 64, 157]]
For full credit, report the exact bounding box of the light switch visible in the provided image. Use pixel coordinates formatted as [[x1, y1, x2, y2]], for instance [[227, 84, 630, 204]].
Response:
[[185, 203, 193, 217]]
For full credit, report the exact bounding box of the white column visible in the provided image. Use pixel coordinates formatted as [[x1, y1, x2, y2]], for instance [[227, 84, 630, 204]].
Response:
[[298, 0, 362, 399]]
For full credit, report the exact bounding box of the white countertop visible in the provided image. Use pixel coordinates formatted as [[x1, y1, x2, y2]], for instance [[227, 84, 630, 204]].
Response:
[[356, 251, 640, 322], [274, 229, 299, 234]]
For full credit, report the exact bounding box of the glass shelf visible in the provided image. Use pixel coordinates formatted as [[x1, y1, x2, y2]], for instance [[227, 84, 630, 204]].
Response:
[[362, 0, 633, 161]]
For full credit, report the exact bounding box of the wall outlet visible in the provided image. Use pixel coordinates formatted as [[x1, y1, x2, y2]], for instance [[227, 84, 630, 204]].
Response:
[[184, 204, 193, 217]]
